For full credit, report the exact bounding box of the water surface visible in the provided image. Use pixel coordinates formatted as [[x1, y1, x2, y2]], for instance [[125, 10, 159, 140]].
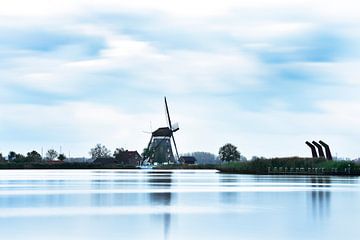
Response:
[[0, 170, 359, 240]]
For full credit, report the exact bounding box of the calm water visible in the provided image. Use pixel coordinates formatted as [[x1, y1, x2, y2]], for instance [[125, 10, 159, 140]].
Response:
[[0, 170, 359, 240]]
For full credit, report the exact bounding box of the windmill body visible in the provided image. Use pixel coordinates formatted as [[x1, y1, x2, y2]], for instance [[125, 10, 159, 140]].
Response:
[[149, 127, 175, 164], [143, 98, 180, 165]]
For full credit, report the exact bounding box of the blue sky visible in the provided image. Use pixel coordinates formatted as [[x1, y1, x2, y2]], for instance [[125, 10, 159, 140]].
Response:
[[0, 0, 360, 159]]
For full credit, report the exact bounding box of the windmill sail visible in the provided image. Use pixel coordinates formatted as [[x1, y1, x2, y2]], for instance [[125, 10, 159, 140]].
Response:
[[171, 122, 179, 132], [164, 97, 172, 129]]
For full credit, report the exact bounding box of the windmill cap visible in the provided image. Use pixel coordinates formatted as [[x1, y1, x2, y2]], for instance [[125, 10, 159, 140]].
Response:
[[152, 127, 172, 137]]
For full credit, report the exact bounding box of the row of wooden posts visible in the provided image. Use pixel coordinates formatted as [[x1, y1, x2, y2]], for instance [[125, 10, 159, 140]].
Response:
[[267, 167, 352, 175]]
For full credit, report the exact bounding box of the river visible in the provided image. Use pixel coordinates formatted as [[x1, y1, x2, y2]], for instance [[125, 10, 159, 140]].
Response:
[[0, 169, 359, 240]]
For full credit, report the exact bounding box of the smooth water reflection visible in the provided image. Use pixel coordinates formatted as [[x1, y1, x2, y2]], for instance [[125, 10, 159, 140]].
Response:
[[0, 170, 360, 240], [309, 177, 331, 219]]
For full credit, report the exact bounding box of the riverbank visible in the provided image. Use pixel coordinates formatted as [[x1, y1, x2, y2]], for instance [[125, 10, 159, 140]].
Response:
[[1, 157, 360, 176], [0, 162, 137, 169], [157, 157, 360, 176]]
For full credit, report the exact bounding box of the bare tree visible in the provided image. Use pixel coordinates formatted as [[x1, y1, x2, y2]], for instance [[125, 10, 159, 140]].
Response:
[[46, 149, 58, 160], [89, 144, 111, 159]]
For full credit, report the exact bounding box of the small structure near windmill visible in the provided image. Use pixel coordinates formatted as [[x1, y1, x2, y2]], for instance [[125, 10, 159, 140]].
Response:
[[142, 97, 180, 165], [93, 150, 141, 166], [179, 156, 197, 165]]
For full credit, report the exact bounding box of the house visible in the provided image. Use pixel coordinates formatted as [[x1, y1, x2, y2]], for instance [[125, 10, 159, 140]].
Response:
[[179, 156, 197, 165], [115, 150, 142, 166], [92, 150, 142, 166]]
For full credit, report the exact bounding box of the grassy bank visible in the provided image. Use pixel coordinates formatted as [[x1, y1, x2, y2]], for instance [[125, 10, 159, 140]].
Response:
[[157, 157, 360, 176], [1, 158, 359, 176]]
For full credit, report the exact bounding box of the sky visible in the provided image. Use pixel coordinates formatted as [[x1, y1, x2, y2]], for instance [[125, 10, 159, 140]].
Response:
[[0, 0, 360, 159]]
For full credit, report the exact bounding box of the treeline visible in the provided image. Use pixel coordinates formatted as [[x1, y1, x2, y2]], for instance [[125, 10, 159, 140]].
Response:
[[3, 142, 357, 175], [181, 143, 246, 164], [0, 144, 135, 163], [0, 142, 244, 165], [181, 152, 219, 164], [0, 150, 66, 163]]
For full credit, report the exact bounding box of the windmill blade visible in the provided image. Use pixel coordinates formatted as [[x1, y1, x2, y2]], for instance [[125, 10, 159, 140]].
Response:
[[146, 136, 153, 150], [142, 136, 154, 164], [171, 134, 180, 161], [164, 96, 172, 129]]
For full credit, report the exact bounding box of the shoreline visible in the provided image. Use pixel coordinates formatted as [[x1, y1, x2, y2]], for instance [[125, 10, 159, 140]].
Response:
[[0, 167, 358, 176], [1, 157, 360, 177]]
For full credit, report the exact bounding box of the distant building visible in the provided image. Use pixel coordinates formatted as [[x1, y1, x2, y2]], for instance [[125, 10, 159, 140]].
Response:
[[179, 156, 197, 165], [115, 150, 142, 166], [93, 150, 142, 166], [183, 152, 219, 164]]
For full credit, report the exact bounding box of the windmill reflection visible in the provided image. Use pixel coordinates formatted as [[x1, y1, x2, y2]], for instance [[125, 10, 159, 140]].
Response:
[[309, 177, 331, 220], [147, 171, 173, 240]]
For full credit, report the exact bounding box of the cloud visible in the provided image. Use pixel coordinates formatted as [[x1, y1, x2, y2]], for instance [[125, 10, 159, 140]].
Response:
[[0, 1, 360, 158], [0, 101, 157, 156]]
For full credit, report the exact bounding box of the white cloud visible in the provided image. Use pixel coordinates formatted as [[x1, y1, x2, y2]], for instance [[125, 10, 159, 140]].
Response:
[[1, 0, 359, 19], [0, 21, 263, 95], [173, 98, 360, 158], [1, 0, 360, 159], [314, 61, 360, 86], [0, 102, 156, 156]]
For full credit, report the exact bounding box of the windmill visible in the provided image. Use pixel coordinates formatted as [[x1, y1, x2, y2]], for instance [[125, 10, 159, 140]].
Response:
[[142, 97, 180, 165]]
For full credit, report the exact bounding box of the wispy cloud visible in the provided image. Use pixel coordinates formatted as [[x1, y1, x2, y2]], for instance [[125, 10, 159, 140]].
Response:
[[0, 0, 360, 158]]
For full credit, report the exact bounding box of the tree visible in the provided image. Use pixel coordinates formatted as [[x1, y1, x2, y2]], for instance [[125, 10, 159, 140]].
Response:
[[113, 148, 126, 164], [141, 147, 154, 160], [46, 149, 58, 160], [26, 150, 42, 162], [114, 147, 125, 155], [89, 144, 111, 159], [7, 151, 28, 162], [58, 154, 66, 161], [14, 153, 26, 163], [8, 151, 16, 161], [0, 153, 5, 162], [218, 143, 241, 162]]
